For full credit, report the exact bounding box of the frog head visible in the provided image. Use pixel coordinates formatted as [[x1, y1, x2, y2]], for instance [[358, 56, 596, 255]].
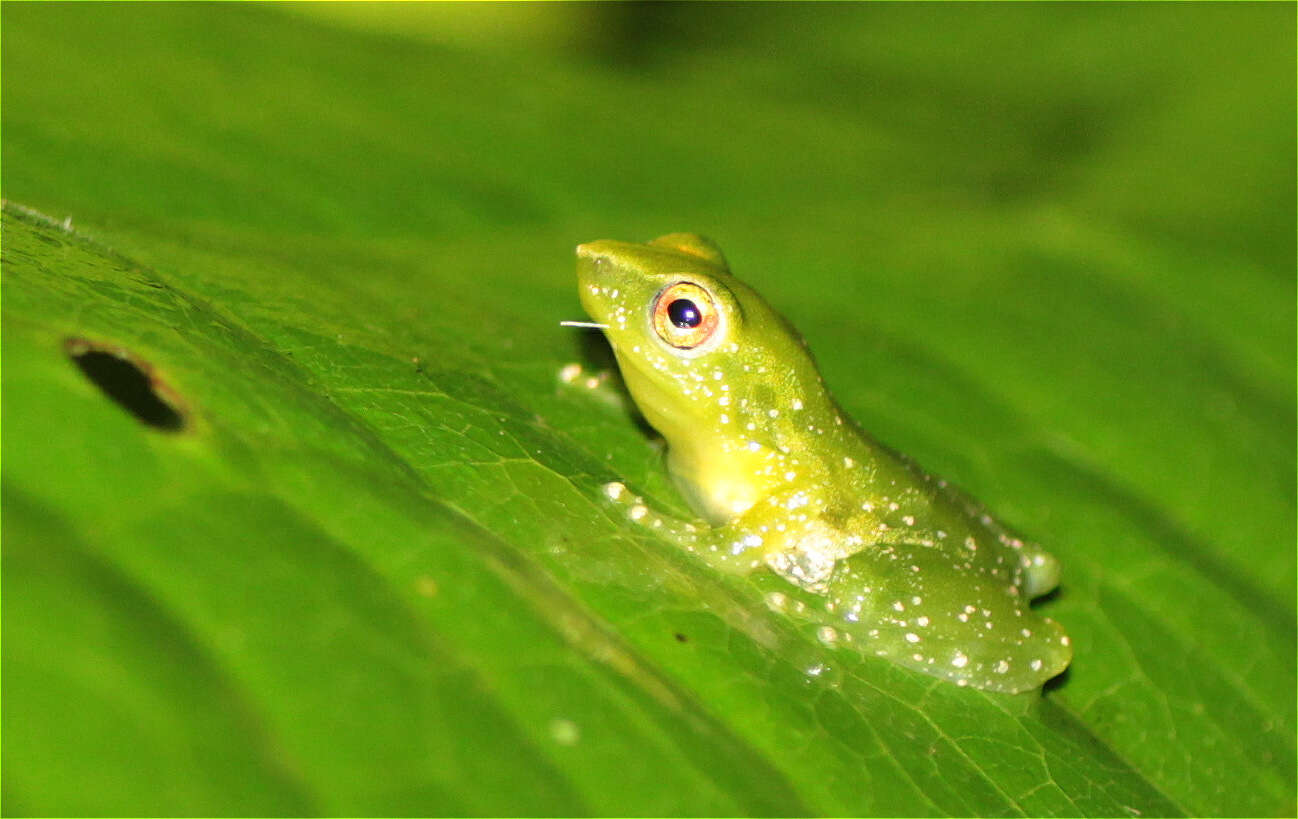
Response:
[[574, 234, 836, 519]]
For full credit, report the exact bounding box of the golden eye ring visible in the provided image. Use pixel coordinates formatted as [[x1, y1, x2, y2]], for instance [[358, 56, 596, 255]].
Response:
[[652, 281, 720, 350]]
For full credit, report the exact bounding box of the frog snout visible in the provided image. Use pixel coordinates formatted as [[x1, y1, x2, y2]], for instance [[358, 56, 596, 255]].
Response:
[[575, 239, 652, 315], [576, 241, 630, 293], [575, 241, 607, 259], [576, 240, 621, 270]]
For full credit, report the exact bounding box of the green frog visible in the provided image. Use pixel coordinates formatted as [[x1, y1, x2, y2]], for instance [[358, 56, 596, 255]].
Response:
[[568, 233, 1070, 693]]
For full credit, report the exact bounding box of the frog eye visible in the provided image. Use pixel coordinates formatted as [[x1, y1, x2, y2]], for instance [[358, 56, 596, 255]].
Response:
[[652, 281, 721, 350]]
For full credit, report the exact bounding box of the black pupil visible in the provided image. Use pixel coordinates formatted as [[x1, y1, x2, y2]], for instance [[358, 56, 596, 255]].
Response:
[[667, 299, 702, 329]]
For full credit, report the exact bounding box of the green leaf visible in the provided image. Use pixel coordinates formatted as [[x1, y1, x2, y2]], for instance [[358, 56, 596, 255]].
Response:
[[2, 4, 1293, 816]]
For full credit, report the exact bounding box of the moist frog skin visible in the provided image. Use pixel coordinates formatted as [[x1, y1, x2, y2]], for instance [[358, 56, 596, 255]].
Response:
[[572, 233, 1071, 693]]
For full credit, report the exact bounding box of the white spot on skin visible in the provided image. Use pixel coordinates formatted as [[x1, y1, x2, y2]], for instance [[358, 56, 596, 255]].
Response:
[[994, 660, 1010, 674], [559, 363, 582, 383], [791, 398, 803, 411], [629, 505, 647, 521], [603, 482, 626, 500], [1030, 659, 1043, 671], [951, 652, 969, 668], [892, 601, 905, 612], [768, 408, 779, 418], [905, 633, 920, 644], [916, 616, 930, 627]]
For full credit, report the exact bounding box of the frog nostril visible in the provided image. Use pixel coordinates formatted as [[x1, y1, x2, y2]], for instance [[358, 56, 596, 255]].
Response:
[[576, 242, 615, 278]]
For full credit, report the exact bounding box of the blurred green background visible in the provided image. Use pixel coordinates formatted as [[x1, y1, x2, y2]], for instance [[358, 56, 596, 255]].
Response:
[[3, 3, 1293, 816]]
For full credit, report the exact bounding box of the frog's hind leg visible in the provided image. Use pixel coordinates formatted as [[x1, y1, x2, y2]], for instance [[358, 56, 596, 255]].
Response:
[[825, 544, 1071, 693], [934, 477, 1061, 598]]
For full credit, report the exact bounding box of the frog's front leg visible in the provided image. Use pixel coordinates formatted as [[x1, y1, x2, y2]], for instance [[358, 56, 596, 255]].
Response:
[[557, 361, 632, 412], [600, 481, 769, 574], [602, 482, 851, 590]]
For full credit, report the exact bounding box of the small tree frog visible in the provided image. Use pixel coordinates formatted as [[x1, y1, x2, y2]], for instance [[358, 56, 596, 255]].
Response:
[[570, 233, 1071, 693]]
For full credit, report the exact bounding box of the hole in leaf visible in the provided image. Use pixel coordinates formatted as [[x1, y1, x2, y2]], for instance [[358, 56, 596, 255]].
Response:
[[66, 338, 187, 432]]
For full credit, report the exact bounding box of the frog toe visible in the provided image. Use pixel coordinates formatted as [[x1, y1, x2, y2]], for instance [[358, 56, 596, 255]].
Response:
[[1021, 551, 1061, 598]]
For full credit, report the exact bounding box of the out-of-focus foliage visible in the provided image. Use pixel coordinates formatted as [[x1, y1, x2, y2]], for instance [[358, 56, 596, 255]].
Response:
[[2, 4, 1293, 815]]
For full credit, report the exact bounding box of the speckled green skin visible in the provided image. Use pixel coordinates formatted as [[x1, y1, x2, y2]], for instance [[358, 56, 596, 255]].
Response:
[[576, 234, 1071, 693]]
